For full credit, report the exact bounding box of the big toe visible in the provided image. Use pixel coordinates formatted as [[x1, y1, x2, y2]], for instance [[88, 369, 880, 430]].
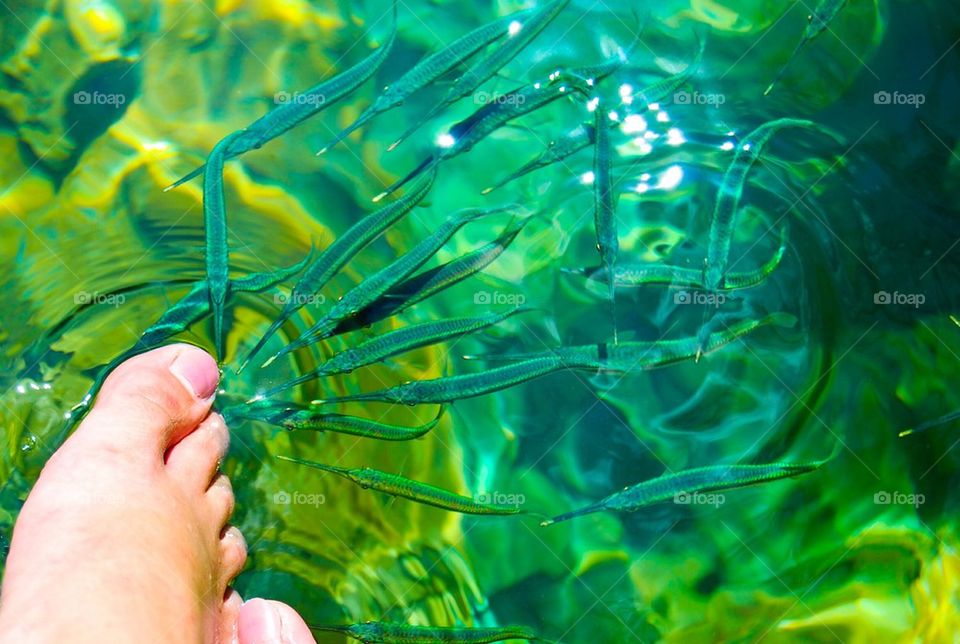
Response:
[[78, 343, 220, 457], [238, 599, 315, 644]]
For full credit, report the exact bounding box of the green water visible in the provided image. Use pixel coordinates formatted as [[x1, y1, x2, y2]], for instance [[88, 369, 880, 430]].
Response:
[[2, 0, 960, 641]]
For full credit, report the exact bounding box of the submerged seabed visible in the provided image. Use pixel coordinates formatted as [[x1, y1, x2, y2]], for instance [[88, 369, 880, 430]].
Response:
[[2, 0, 960, 641]]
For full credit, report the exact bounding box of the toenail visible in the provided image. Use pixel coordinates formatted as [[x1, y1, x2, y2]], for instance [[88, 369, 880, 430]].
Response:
[[169, 347, 220, 400]]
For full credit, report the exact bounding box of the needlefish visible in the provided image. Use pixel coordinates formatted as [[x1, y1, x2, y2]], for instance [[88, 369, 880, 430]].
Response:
[[58, 256, 311, 437], [592, 99, 619, 343], [261, 308, 529, 398], [277, 456, 525, 515], [239, 169, 436, 372], [314, 313, 793, 405], [571, 221, 788, 290], [204, 130, 246, 361], [387, 0, 571, 152], [764, 0, 849, 96], [310, 622, 540, 643], [373, 56, 622, 203], [331, 214, 532, 332], [540, 459, 827, 526], [703, 118, 822, 292], [261, 205, 516, 367], [467, 313, 796, 371], [317, 8, 535, 155], [163, 2, 397, 191], [223, 401, 444, 441]]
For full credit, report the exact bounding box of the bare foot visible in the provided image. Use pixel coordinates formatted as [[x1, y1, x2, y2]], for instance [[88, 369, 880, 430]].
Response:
[[0, 344, 316, 643], [238, 599, 315, 644]]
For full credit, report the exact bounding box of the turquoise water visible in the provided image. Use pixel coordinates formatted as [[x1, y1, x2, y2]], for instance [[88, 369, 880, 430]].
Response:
[[2, 0, 960, 641]]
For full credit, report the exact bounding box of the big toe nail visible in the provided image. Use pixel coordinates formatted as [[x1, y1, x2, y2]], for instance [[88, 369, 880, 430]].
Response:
[[238, 598, 315, 644], [84, 344, 220, 451]]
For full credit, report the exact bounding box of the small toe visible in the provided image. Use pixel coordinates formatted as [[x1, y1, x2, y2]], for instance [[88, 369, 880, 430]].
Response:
[[165, 412, 229, 491], [219, 526, 247, 587], [238, 598, 315, 644], [208, 474, 236, 532]]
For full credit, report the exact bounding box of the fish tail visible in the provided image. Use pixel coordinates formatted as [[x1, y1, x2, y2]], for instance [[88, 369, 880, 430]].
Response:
[[163, 164, 206, 192], [539, 501, 607, 527], [373, 156, 437, 203]]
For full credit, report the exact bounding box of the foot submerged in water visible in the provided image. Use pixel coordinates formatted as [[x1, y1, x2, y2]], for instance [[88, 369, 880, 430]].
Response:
[[0, 344, 314, 644]]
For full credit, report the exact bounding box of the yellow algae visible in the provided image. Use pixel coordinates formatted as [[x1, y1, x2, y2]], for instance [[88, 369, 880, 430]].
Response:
[[908, 539, 960, 640], [666, 0, 763, 33], [778, 597, 911, 640], [0, 177, 55, 219], [620, 224, 685, 262], [573, 549, 630, 577], [65, 0, 126, 61], [214, 0, 243, 17], [249, 0, 313, 29]]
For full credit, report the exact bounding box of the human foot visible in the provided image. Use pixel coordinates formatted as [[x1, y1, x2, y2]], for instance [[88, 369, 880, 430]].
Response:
[[237, 599, 315, 644], [0, 344, 245, 643]]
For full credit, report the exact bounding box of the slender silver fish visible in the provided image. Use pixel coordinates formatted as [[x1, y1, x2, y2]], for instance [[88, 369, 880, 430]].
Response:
[[386, 0, 571, 152], [164, 3, 397, 191], [317, 8, 535, 154], [764, 0, 849, 96], [541, 459, 826, 526]]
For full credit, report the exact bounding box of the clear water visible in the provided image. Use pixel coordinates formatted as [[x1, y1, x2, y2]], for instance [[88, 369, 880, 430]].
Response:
[[2, 0, 959, 641]]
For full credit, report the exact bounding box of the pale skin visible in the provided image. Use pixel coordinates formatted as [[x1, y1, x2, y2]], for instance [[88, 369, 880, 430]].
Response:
[[0, 344, 317, 643]]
